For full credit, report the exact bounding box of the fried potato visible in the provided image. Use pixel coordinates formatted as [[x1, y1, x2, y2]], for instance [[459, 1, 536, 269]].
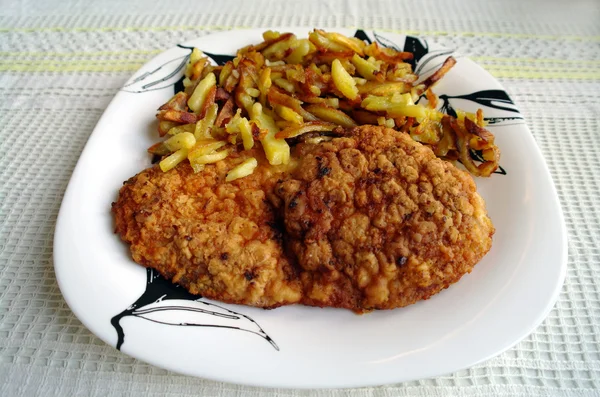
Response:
[[157, 109, 198, 124], [158, 91, 188, 112], [331, 59, 359, 100], [147, 142, 170, 156], [188, 72, 217, 113], [364, 42, 414, 63], [325, 31, 365, 55], [225, 157, 258, 182], [305, 103, 357, 128], [275, 105, 304, 124], [150, 30, 498, 180], [189, 149, 228, 173], [239, 117, 255, 150], [357, 81, 412, 96], [267, 87, 317, 121], [158, 120, 178, 137], [262, 33, 296, 60], [351, 53, 381, 80], [164, 132, 196, 151], [285, 38, 314, 64], [166, 123, 195, 136], [195, 103, 218, 139], [309, 30, 349, 52], [160, 148, 188, 172], [188, 139, 227, 159], [250, 102, 290, 165]]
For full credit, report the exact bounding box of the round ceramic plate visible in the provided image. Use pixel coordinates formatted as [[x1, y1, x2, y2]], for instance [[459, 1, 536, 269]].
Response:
[[54, 28, 567, 388]]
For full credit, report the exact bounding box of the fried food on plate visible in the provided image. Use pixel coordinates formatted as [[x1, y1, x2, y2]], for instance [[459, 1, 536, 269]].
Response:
[[112, 149, 302, 308], [273, 125, 494, 311], [113, 126, 494, 311], [114, 29, 499, 312], [153, 29, 500, 180]]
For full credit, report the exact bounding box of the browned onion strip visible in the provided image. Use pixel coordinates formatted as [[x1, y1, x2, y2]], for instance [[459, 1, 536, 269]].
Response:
[[450, 117, 500, 177], [275, 121, 338, 139], [156, 109, 198, 124], [267, 87, 318, 121], [419, 56, 457, 93]]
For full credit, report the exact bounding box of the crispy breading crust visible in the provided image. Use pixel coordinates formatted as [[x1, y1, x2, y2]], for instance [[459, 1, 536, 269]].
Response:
[[112, 149, 302, 308], [112, 126, 494, 312], [274, 126, 494, 310]]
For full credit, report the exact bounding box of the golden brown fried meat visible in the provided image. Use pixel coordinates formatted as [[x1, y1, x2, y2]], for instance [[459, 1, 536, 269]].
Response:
[[112, 149, 302, 308], [273, 125, 494, 311], [113, 126, 494, 312]]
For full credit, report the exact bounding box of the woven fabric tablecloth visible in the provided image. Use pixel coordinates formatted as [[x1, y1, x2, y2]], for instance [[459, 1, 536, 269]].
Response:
[[1, 0, 599, 395]]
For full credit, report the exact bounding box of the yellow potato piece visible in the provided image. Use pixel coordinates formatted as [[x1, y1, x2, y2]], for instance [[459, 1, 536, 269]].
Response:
[[250, 102, 290, 165], [275, 105, 304, 124], [194, 103, 218, 140], [166, 123, 195, 136], [285, 39, 312, 64], [185, 48, 203, 78], [351, 53, 380, 80], [226, 157, 258, 182], [225, 109, 243, 134], [188, 72, 216, 113], [305, 104, 357, 128], [188, 139, 227, 160], [331, 59, 358, 100], [164, 132, 196, 151], [160, 148, 188, 172], [239, 118, 255, 150], [361, 93, 412, 111], [387, 105, 428, 119], [189, 148, 230, 166]]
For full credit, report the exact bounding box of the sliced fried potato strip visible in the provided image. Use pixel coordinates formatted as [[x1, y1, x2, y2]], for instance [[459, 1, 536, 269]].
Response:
[[305, 104, 357, 128], [195, 103, 218, 140], [309, 30, 349, 52], [164, 132, 196, 151], [158, 92, 188, 111], [325, 31, 365, 55], [239, 118, 254, 150], [158, 121, 178, 137], [160, 148, 188, 172], [147, 142, 170, 156], [357, 81, 412, 96], [351, 53, 380, 80], [331, 59, 359, 100], [267, 87, 318, 121], [190, 148, 230, 165], [250, 102, 290, 165], [157, 109, 198, 124], [226, 158, 258, 182], [275, 105, 304, 124], [166, 123, 195, 136], [188, 72, 217, 113]]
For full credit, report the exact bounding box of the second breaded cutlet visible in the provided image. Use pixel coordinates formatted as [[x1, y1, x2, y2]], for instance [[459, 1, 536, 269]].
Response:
[[274, 125, 494, 311]]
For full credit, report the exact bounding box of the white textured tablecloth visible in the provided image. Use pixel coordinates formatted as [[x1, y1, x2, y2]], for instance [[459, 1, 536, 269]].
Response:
[[1, 0, 599, 395]]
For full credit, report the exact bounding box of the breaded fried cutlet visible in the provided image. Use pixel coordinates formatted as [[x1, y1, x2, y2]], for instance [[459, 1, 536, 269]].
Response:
[[112, 126, 494, 311], [111, 149, 302, 308], [273, 125, 494, 311]]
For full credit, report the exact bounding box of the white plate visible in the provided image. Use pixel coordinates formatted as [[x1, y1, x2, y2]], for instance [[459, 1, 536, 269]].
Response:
[[54, 28, 567, 389]]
